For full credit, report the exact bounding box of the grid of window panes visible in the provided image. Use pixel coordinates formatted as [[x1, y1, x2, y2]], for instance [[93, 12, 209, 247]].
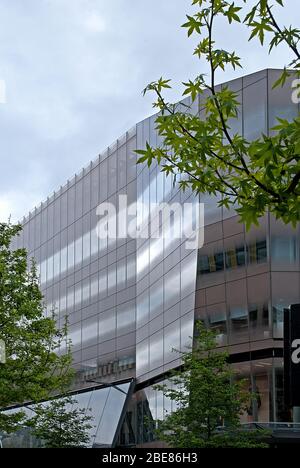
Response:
[[14, 127, 138, 383], [195, 70, 300, 356], [195, 214, 273, 348], [135, 70, 300, 423], [135, 99, 199, 382]]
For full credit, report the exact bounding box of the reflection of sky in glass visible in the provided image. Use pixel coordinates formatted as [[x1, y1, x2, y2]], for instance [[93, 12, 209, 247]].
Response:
[[2, 382, 133, 448], [95, 383, 130, 446], [45, 255, 135, 317]]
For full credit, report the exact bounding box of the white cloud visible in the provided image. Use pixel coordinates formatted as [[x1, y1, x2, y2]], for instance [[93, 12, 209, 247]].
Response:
[[84, 13, 106, 33], [0, 196, 12, 222], [0, 191, 39, 223]]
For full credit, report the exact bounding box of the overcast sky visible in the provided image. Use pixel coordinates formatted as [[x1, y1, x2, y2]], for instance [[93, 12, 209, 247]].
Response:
[[0, 0, 299, 222]]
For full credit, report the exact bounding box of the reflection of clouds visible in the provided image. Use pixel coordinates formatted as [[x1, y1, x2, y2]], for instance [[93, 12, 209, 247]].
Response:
[[136, 341, 149, 373], [48, 255, 136, 316], [68, 326, 81, 347]]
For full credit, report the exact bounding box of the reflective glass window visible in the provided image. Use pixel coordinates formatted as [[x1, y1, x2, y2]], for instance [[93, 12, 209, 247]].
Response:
[[150, 331, 163, 370], [94, 383, 131, 447], [137, 290, 149, 329], [243, 76, 267, 140], [207, 303, 228, 347], [99, 309, 116, 341], [227, 279, 248, 344], [164, 321, 180, 362], [164, 267, 180, 310], [136, 339, 149, 375]]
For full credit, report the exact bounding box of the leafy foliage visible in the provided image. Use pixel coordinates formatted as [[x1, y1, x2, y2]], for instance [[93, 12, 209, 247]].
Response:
[[155, 322, 268, 448], [0, 223, 73, 433], [27, 395, 94, 448], [137, 0, 300, 228]]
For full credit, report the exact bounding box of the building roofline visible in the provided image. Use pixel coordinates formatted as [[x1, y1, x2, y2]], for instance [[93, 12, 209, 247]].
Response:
[[20, 68, 286, 225]]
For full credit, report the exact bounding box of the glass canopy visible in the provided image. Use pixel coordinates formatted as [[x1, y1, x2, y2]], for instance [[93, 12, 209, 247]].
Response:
[[0, 379, 134, 448]]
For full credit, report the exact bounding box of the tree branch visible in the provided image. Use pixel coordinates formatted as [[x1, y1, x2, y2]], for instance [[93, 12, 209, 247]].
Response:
[[205, 1, 281, 201], [266, 1, 300, 60]]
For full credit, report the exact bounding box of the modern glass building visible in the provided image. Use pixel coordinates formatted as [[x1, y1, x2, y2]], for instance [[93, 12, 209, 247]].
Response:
[[4, 69, 300, 447]]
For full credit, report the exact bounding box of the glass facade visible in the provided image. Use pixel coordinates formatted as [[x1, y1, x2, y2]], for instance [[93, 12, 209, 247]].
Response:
[[135, 104, 198, 382], [13, 127, 138, 388], [1, 381, 134, 448], [7, 69, 300, 447]]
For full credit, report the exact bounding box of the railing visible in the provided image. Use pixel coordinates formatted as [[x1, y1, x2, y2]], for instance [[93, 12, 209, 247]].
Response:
[[242, 422, 300, 434]]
